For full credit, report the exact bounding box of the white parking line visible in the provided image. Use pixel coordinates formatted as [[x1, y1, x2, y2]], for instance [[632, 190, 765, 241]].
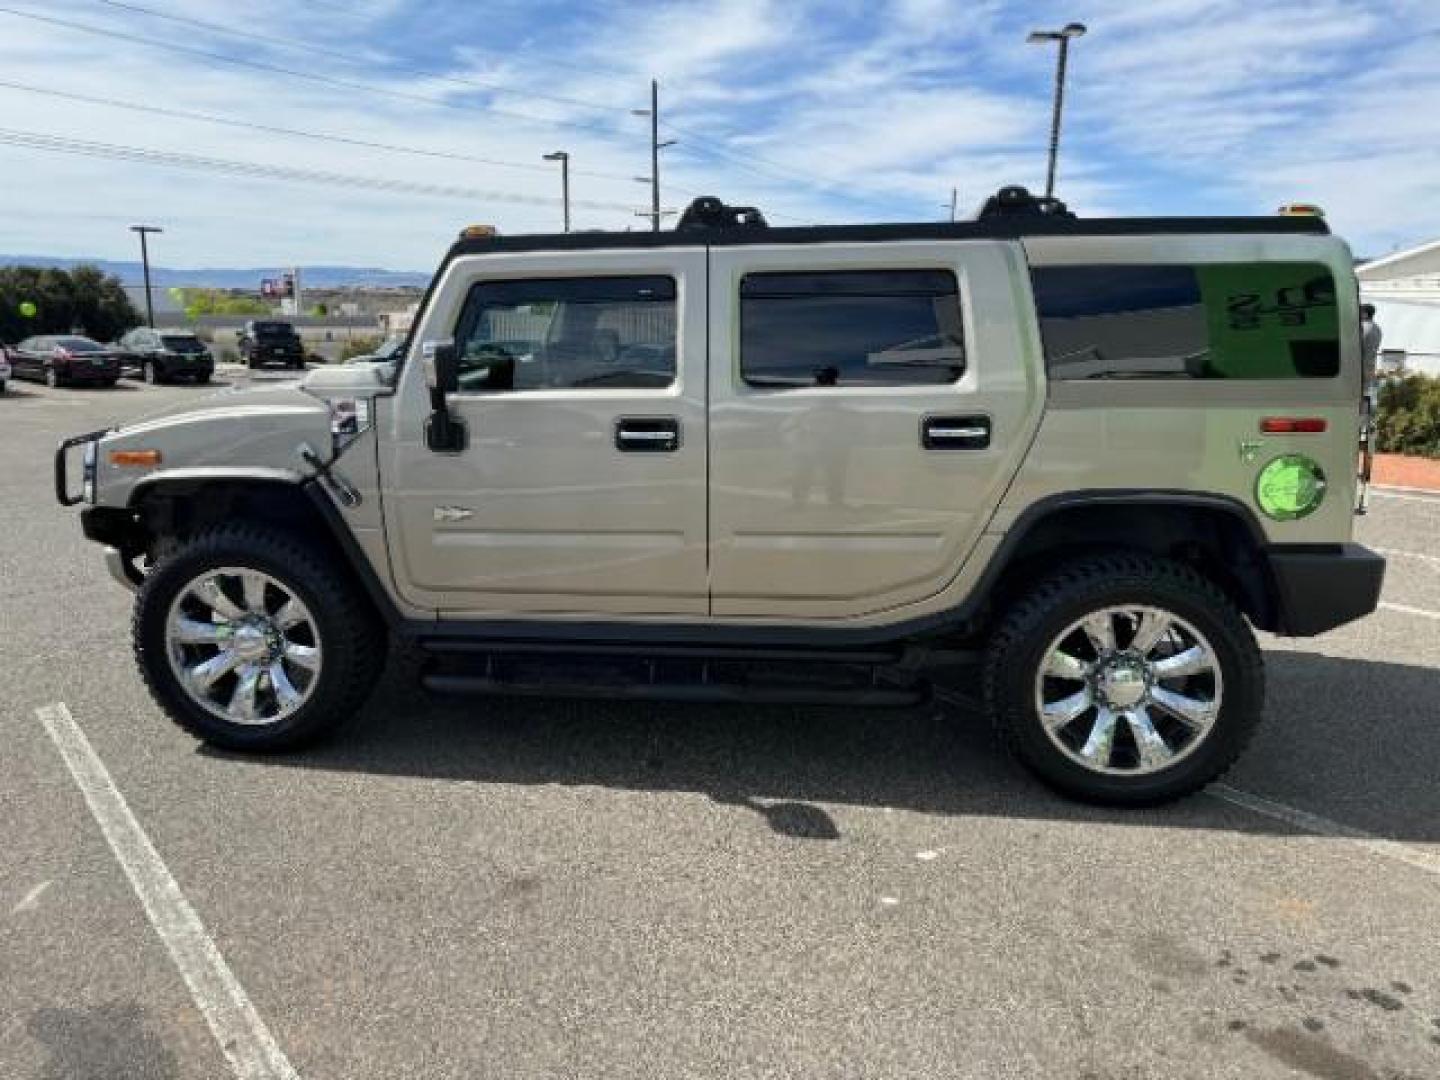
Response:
[[1371, 488, 1440, 505], [931, 689, 1440, 878], [1374, 546, 1440, 568], [35, 703, 300, 1080], [1380, 601, 1440, 621], [1209, 785, 1440, 878]]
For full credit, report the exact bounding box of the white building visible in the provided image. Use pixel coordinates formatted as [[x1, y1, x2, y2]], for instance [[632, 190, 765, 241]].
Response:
[[1357, 240, 1440, 377]]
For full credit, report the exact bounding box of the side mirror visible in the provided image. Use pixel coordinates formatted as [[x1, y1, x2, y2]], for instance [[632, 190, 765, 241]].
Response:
[[421, 340, 466, 454], [421, 339, 459, 395]]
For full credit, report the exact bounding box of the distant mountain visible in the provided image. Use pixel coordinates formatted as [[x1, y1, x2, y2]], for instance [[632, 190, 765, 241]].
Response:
[[0, 255, 430, 290]]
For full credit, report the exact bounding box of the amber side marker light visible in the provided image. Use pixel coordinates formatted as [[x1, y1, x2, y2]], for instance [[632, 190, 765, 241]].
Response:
[[1261, 417, 1327, 434], [109, 449, 162, 466]]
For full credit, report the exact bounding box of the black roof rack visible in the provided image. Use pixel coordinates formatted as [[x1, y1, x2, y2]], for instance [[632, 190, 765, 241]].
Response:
[[449, 185, 1330, 257]]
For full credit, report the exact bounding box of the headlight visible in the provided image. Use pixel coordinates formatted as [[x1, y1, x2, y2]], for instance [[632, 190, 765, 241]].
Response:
[[327, 397, 371, 449], [82, 439, 98, 503]]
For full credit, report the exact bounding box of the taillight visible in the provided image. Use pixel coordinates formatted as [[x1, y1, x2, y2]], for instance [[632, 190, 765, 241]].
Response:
[[1261, 417, 1327, 434]]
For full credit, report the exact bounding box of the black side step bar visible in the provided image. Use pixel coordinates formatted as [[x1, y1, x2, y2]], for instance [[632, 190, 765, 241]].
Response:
[[418, 643, 931, 708], [421, 674, 927, 708], [418, 639, 907, 665]]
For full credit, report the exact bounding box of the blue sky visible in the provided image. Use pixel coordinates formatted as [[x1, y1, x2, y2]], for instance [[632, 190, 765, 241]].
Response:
[[3, 0, 1438, 269]]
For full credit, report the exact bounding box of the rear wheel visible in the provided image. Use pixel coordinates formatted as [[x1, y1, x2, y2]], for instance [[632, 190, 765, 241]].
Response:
[[134, 525, 385, 751], [983, 554, 1263, 806]]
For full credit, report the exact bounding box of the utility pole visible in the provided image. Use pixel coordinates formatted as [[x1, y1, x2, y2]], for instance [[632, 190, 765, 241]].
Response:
[[129, 225, 162, 327], [543, 151, 571, 232], [632, 79, 677, 231], [1027, 22, 1087, 199], [948, 187, 958, 222]]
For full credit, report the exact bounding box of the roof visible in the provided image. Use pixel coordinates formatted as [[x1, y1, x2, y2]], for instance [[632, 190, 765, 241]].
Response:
[[1356, 237, 1440, 281], [448, 210, 1330, 259]]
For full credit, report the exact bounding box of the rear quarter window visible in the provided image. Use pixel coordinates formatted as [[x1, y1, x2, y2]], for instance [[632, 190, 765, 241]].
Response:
[[1030, 262, 1340, 380]]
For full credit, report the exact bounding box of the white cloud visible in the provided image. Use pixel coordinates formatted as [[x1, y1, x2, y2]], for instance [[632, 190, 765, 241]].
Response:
[[0, 0, 1437, 270]]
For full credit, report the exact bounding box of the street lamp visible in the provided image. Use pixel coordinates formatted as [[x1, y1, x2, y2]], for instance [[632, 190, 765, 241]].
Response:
[[1026, 21, 1087, 199], [542, 151, 570, 232], [129, 224, 163, 328]]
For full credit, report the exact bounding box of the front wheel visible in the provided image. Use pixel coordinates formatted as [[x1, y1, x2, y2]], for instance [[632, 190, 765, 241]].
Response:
[[133, 526, 385, 750], [983, 554, 1263, 806]]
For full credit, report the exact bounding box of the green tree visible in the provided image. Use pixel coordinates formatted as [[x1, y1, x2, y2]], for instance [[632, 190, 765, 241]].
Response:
[[173, 288, 270, 320], [0, 264, 138, 342]]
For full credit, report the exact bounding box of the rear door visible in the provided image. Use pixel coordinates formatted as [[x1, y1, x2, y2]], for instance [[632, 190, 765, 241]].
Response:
[[706, 241, 1043, 619], [382, 247, 709, 616]]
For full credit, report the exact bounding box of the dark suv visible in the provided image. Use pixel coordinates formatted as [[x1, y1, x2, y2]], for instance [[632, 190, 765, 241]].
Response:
[[238, 320, 305, 369], [115, 328, 214, 384]]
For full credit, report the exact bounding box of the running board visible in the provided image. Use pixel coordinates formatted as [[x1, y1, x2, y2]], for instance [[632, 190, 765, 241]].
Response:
[[421, 674, 927, 708], [418, 647, 930, 708]]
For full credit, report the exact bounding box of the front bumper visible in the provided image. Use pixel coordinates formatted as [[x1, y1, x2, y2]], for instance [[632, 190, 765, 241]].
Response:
[[1267, 543, 1386, 636]]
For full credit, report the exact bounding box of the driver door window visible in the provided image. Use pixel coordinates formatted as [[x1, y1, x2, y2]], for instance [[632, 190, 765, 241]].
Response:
[[451, 275, 676, 392]]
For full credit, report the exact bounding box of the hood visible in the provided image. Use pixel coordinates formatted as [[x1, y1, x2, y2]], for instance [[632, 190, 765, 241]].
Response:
[[117, 378, 326, 436], [93, 380, 334, 507]]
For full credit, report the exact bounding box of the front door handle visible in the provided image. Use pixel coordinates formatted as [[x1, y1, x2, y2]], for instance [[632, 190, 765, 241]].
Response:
[[616, 417, 681, 453], [922, 415, 991, 450]]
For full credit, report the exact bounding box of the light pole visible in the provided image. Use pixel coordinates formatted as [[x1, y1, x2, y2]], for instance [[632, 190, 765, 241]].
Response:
[[632, 80, 677, 231], [130, 225, 162, 328], [1026, 22, 1086, 199], [543, 151, 570, 232]]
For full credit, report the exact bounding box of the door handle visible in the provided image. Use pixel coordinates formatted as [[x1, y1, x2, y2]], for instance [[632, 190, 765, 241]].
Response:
[[615, 417, 681, 453], [922, 415, 991, 450]]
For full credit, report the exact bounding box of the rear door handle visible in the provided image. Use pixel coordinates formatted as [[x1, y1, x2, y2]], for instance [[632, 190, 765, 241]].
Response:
[[615, 417, 681, 453], [922, 415, 991, 450]]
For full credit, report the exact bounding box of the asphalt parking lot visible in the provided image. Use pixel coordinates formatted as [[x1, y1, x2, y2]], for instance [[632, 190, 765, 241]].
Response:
[[2, 373, 1438, 1080]]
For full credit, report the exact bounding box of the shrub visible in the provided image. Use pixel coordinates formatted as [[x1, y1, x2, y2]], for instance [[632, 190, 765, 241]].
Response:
[[341, 335, 383, 362], [1376, 373, 1440, 459]]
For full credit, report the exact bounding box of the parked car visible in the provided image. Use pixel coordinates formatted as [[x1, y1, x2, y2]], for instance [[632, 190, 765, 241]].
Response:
[[12, 335, 120, 387], [114, 328, 214, 384], [0, 344, 10, 394], [58, 187, 1384, 806], [237, 320, 305, 369]]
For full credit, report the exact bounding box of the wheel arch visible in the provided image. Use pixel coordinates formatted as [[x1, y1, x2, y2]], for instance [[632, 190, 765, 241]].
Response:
[[978, 491, 1279, 635], [112, 476, 401, 627]]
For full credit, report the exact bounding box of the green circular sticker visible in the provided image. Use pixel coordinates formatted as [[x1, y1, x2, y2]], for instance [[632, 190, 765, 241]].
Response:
[[18, 300, 37, 318], [1256, 454, 1326, 520]]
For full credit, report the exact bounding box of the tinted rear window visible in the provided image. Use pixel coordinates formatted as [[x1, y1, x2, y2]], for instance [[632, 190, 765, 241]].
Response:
[[253, 322, 295, 335], [740, 269, 964, 387], [1030, 262, 1340, 380], [161, 335, 206, 352], [55, 337, 103, 352]]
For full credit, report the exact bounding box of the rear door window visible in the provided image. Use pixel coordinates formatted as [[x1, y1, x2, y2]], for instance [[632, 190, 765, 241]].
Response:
[[1030, 262, 1340, 380], [740, 269, 965, 387]]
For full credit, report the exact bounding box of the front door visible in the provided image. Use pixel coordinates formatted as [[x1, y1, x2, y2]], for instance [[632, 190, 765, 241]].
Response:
[[383, 248, 709, 616], [706, 241, 1042, 619]]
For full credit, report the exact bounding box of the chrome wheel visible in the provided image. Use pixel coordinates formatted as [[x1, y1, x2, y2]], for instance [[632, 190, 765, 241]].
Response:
[[1033, 606, 1222, 776], [164, 567, 322, 726]]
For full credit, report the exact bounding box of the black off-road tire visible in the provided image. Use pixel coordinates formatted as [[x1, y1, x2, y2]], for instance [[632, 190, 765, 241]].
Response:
[[133, 524, 385, 751], [982, 554, 1264, 807]]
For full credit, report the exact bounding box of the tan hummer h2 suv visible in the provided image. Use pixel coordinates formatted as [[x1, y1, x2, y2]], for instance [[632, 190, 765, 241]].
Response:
[[58, 188, 1385, 805]]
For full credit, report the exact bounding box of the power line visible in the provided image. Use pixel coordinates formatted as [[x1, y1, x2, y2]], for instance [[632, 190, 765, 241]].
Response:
[[82, 0, 867, 206], [0, 79, 639, 182], [0, 127, 639, 210], [0, 6, 626, 142], [92, 0, 637, 118]]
